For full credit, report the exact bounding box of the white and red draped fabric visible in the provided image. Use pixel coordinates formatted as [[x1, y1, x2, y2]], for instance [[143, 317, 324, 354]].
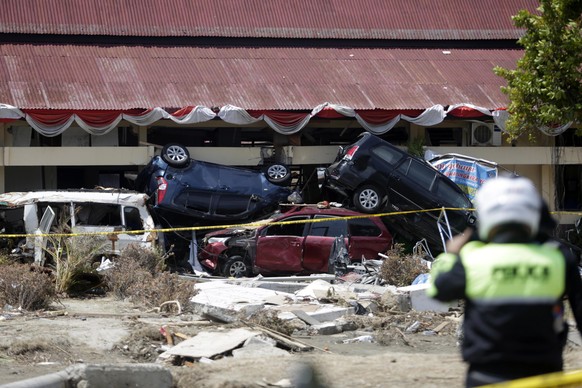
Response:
[[0, 102, 566, 137]]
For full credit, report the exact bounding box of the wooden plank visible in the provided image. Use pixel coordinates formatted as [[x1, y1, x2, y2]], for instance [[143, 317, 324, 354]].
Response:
[[243, 322, 314, 352]]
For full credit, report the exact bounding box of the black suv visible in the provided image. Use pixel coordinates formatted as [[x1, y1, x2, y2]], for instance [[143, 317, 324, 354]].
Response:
[[322, 132, 475, 253]]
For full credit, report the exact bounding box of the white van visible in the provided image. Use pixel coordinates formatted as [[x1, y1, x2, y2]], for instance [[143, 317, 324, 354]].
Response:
[[0, 189, 157, 264]]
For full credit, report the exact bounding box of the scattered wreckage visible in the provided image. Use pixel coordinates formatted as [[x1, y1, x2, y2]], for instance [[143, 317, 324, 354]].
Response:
[[155, 276, 458, 367], [0, 189, 157, 265], [197, 206, 393, 277]]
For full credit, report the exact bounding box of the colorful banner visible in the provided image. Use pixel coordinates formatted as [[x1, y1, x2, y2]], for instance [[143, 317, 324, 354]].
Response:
[[431, 156, 498, 201]]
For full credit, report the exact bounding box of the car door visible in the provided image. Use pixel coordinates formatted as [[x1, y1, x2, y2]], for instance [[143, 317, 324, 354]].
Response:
[[387, 158, 445, 245], [368, 143, 405, 198], [432, 176, 474, 234], [388, 158, 439, 213], [347, 217, 389, 261], [169, 162, 220, 218], [302, 215, 349, 273], [212, 166, 262, 219], [255, 215, 309, 273]]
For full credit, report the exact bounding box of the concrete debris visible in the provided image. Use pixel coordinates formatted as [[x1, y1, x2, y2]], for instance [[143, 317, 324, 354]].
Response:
[[342, 335, 374, 344], [189, 276, 455, 338], [244, 323, 314, 352], [160, 271, 462, 365], [292, 309, 321, 326], [191, 281, 295, 322], [232, 335, 291, 358], [405, 321, 421, 333], [396, 283, 458, 312], [157, 328, 261, 363]]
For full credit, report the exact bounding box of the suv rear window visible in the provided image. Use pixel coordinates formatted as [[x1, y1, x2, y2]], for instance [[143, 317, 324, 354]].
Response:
[[397, 159, 437, 191], [370, 144, 404, 166]]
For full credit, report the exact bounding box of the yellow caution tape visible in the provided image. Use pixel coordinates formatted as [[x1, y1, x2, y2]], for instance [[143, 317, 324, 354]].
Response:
[[3, 207, 581, 240], [483, 369, 582, 387], [0, 206, 470, 239]]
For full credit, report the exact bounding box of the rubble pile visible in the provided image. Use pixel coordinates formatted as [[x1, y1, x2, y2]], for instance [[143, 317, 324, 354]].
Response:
[[152, 275, 461, 366]]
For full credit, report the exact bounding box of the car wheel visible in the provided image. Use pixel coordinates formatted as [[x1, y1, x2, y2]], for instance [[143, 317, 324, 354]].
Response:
[[222, 255, 251, 278], [161, 143, 190, 167], [264, 163, 291, 185], [353, 184, 384, 214]]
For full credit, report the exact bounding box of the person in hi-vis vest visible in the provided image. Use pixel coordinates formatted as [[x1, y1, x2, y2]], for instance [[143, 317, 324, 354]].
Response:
[[428, 175, 582, 387]]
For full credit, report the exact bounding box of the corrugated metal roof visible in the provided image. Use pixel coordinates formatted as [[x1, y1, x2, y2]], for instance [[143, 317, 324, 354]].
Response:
[[0, 0, 538, 40], [0, 43, 520, 111]]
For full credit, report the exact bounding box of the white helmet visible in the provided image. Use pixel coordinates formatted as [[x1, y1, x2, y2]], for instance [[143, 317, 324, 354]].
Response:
[[474, 176, 542, 241]]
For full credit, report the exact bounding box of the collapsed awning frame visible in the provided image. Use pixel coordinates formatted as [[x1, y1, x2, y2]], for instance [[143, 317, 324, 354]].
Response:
[[0, 102, 522, 137]]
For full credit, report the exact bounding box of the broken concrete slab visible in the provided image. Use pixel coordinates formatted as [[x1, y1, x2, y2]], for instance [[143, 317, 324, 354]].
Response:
[[397, 283, 458, 312], [192, 280, 355, 325], [191, 281, 295, 321], [232, 335, 290, 358], [295, 279, 355, 300], [255, 281, 314, 293], [312, 321, 342, 335], [292, 310, 321, 326], [158, 328, 260, 361], [310, 317, 359, 335], [223, 275, 335, 293], [275, 304, 354, 323]]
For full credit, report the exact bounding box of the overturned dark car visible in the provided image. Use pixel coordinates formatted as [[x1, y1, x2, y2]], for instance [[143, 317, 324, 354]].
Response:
[[135, 144, 295, 226], [321, 132, 475, 254], [198, 206, 393, 277]]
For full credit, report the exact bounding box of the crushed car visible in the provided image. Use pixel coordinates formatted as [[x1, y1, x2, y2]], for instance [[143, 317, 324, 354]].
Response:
[[0, 189, 157, 265], [198, 206, 393, 277], [321, 132, 475, 254]]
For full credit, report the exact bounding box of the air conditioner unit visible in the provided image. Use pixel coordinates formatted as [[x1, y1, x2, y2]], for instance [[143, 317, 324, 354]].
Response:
[[470, 123, 502, 146]]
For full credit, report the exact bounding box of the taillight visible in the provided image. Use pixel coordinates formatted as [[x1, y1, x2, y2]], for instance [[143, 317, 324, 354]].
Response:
[[343, 145, 359, 160], [156, 176, 168, 204]]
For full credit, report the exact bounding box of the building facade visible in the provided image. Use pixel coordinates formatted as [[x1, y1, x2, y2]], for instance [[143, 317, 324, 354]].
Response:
[[0, 0, 580, 230]]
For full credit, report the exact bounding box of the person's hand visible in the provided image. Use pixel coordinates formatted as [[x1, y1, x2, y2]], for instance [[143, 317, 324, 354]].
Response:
[[446, 228, 474, 254]]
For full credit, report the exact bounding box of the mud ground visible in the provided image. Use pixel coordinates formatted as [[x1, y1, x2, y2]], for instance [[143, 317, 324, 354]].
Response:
[[1, 295, 581, 388]]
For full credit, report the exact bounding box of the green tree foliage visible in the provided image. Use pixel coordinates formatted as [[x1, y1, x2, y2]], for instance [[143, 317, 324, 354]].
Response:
[[494, 0, 582, 140]]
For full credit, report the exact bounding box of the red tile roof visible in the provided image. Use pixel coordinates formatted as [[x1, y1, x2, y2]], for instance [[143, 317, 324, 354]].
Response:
[[0, 0, 538, 40], [0, 44, 519, 111]]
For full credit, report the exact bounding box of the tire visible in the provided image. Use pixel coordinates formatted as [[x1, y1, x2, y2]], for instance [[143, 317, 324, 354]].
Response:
[[222, 255, 251, 278], [353, 184, 384, 214], [264, 163, 291, 185], [161, 143, 190, 167]]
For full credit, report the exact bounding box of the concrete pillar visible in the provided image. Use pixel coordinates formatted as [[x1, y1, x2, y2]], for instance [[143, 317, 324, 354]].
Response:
[[43, 166, 58, 189], [138, 125, 147, 146], [408, 123, 425, 145], [541, 164, 554, 210], [0, 123, 5, 193]]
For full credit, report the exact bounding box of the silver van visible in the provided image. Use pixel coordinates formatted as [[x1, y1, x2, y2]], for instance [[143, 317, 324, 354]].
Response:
[[0, 189, 157, 264]]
